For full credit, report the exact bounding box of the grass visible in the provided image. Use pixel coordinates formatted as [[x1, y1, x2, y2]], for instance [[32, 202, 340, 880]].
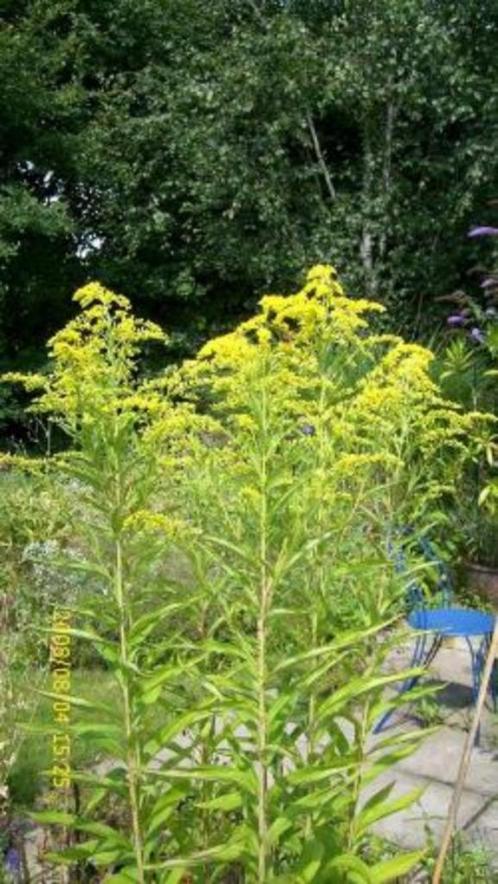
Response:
[[7, 668, 122, 808]]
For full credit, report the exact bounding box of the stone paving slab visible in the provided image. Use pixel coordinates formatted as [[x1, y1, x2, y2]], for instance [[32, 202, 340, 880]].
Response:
[[363, 768, 487, 849], [396, 726, 498, 797], [467, 797, 498, 849], [366, 633, 498, 862]]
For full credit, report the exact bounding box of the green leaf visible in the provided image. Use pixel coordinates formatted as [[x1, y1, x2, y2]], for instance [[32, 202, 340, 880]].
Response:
[[296, 840, 325, 882], [63, 769, 127, 792], [91, 847, 130, 865], [370, 851, 425, 882], [35, 625, 114, 645], [140, 658, 203, 705], [35, 690, 111, 714], [355, 787, 424, 836], [274, 621, 393, 674], [364, 746, 423, 783], [106, 871, 139, 884], [144, 707, 214, 756], [286, 759, 353, 785], [196, 791, 243, 811], [69, 722, 123, 739], [324, 853, 374, 883], [30, 558, 110, 581], [129, 602, 184, 647], [74, 820, 131, 847], [316, 669, 423, 724], [162, 870, 187, 884], [268, 814, 293, 845], [30, 810, 75, 826], [368, 685, 440, 729], [370, 726, 438, 756], [358, 782, 395, 817], [145, 786, 191, 840], [148, 765, 257, 793], [203, 534, 251, 562], [44, 840, 99, 862], [145, 839, 245, 870]]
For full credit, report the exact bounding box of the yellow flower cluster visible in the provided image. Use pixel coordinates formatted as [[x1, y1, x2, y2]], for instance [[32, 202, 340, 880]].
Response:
[[73, 281, 130, 310], [123, 509, 193, 540], [0, 453, 45, 474], [196, 265, 383, 370], [1, 372, 47, 392], [173, 265, 386, 432], [174, 263, 486, 521], [332, 452, 401, 476], [1, 282, 167, 430], [1, 266, 487, 535]]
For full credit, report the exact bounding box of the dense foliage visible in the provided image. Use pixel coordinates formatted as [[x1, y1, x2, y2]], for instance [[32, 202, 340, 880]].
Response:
[[2, 0, 498, 378], [0, 266, 486, 881]]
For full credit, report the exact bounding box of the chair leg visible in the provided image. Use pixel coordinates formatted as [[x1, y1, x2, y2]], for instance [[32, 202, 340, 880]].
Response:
[[373, 632, 438, 735], [424, 634, 443, 668], [492, 659, 498, 713], [486, 635, 498, 712], [466, 637, 489, 746]]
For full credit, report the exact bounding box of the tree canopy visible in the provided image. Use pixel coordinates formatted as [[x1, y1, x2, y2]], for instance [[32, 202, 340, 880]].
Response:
[[2, 0, 498, 365]]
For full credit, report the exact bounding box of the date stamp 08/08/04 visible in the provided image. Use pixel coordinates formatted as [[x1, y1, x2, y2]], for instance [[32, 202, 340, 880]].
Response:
[[49, 606, 72, 790]]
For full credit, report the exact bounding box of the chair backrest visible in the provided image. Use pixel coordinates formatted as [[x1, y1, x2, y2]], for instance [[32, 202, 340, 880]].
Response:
[[388, 530, 454, 613], [417, 536, 454, 607]]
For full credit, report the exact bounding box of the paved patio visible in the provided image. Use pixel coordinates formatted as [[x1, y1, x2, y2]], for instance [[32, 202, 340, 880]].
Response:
[[366, 636, 498, 861]]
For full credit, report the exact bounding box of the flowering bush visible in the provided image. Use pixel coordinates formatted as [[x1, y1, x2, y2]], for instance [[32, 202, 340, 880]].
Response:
[[433, 222, 498, 564], [1, 267, 486, 882]]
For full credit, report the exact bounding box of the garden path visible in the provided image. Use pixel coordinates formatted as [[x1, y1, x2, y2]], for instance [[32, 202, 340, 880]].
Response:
[[366, 637, 498, 864]]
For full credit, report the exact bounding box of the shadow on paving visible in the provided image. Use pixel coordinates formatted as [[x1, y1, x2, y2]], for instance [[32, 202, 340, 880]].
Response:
[[364, 637, 498, 864]]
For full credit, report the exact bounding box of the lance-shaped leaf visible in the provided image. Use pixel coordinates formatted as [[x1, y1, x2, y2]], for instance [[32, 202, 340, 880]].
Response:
[[315, 668, 423, 726], [324, 852, 374, 882], [370, 851, 424, 882], [354, 786, 424, 837], [148, 764, 258, 793]]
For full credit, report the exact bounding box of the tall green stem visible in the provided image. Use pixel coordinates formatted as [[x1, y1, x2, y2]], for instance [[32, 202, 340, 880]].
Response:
[[305, 373, 327, 836], [113, 461, 145, 884], [347, 692, 371, 851], [256, 372, 270, 883]]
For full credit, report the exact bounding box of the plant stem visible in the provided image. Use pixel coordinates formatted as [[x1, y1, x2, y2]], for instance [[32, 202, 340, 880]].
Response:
[[113, 479, 145, 884], [305, 374, 327, 836], [256, 372, 270, 883], [433, 620, 498, 884], [305, 610, 318, 840], [347, 694, 371, 851]]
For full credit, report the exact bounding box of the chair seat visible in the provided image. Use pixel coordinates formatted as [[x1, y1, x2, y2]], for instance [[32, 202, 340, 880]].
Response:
[[408, 606, 494, 637]]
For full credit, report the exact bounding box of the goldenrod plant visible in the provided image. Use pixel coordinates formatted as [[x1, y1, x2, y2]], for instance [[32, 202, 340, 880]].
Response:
[[1, 269, 485, 882]]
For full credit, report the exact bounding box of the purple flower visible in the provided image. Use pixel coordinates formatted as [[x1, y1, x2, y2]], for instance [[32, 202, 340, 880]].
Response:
[[468, 226, 498, 238], [300, 424, 316, 436], [447, 314, 465, 326], [5, 847, 21, 877], [470, 327, 486, 344], [480, 277, 498, 288]]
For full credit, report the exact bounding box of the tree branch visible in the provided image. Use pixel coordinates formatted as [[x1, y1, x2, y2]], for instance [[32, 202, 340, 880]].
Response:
[[245, 0, 336, 204], [306, 113, 336, 203]]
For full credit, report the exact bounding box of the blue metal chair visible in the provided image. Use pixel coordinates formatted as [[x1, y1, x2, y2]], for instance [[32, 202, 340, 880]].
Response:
[[374, 532, 497, 744]]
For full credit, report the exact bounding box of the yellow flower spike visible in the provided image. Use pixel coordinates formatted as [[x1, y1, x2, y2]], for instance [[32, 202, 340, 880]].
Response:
[[1, 371, 46, 392], [234, 414, 258, 433], [2, 279, 169, 431], [123, 510, 195, 540], [0, 453, 45, 473], [305, 263, 337, 283], [73, 281, 130, 310]]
